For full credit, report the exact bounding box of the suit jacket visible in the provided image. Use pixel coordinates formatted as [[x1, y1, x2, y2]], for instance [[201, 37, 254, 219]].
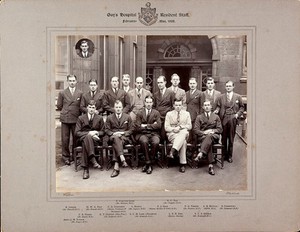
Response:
[[186, 89, 204, 123], [80, 91, 103, 114], [102, 88, 130, 114], [203, 89, 221, 111], [127, 88, 152, 114], [74, 114, 105, 141], [134, 108, 162, 141], [168, 86, 187, 109], [193, 112, 223, 138], [57, 87, 83, 123], [165, 110, 192, 134], [105, 113, 133, 137], [77, 51, 93, 58], [153, 88, 175, 119], [215, 92, 244, 121]]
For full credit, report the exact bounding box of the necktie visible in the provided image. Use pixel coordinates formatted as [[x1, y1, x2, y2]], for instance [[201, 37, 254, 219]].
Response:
[[160, 90, 164, 97], [206, 113, 210, 120], [91, 91, 95, 98], [89, 114, 93, 126], [70, 88, 74, 95], [227, 93, 231, 102], [209, 90, 212, 96], [137, 90, 141, 98], [146, 109, 150, 121], [177, 111, 180, 124], [114, 88, 118, 94], [117, 114, 121, 120]]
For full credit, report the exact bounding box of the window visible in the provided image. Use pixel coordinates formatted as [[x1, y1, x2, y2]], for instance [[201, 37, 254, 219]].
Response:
[[164, 44, 191, 59]]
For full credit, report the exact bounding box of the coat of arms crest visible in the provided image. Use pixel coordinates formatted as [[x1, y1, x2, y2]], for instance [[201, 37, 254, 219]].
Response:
[[138, 2, 158, 26]]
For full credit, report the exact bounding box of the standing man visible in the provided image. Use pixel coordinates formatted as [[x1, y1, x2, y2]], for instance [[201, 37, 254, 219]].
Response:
[[168, 73, 186, 109], [127, 76, 152, 121], [134, 96, 162, 174], [165, 98, 192, 173], [193, 101, 223, 175], [153, 75, 175, 140], [57, 74, 83, 165], [102, 76, 130, 115], [186, 77, 204, 154], [105, 100, 133, 178], [122, 74, 132, 93], [80, 79, 103, 115], [75, 100, 105, 179], [215, 80, 244, 163], [203, 77, 221, 112]]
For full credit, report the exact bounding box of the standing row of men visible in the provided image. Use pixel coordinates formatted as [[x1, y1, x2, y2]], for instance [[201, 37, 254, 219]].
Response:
[[57, 73, 244, 179]]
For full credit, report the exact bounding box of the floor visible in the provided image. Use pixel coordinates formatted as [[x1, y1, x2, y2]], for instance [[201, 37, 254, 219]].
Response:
[[56, 126, 247, 193]]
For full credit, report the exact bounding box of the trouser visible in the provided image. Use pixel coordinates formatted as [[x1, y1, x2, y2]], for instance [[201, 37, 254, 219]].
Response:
[[61, 122, 76, 162], [222, 115, 238, 159], [138, 134, 160, 164], [80, 134, 100, 168], [198, 134, 220, 164], [109, 135, 131, 162], [167, 129, 189, 164], [188, 121, 197, 153]]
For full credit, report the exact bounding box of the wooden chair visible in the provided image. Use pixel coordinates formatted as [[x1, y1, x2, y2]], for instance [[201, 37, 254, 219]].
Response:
[[73, 145, 104, 172], [134, 143, 165, 169], [105, 144, 137, 170]]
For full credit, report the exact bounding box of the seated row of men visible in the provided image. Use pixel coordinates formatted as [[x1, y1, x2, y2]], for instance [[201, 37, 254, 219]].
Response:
[[75, 98, 221, 179], [57, 73, 245, 179]]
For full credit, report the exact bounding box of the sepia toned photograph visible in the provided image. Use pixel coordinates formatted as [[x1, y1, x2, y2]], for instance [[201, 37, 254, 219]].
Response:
[[54, 35, 248, 192]]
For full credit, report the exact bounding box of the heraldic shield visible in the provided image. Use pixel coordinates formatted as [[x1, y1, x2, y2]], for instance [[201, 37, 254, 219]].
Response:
[[138, 2, 158, 26]]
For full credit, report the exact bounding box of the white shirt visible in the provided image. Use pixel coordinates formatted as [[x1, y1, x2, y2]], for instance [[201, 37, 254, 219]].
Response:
[[227, 91, 233, 101], [116, 113, 122, 119], [69, 87, 75, 95], [123, 86, 130, 92]]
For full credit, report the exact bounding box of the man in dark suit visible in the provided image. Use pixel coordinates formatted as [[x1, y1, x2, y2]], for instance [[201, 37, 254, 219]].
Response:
[[193, 101, 223, 175], [203, 77, 221, 112], [134, 96, 162, 174], [153, 75, 175, 140], [57, 74, 83, 165], [80, 79, 103, 115], [102, 76, 130, 115], [77, 40, 93, 58], [75, 100, 105, 179], [127, 76, 152, 121], [105, 100, 133, 178], [215, 80, 244, 163], [186, 77, 204, 155]]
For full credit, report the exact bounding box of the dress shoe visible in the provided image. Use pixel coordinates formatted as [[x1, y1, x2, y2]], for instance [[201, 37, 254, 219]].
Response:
[[142, 165, 148, 172], [208, 166, 215, 175], [122, 160, 128, 167], [111, 169, 120, 178], [146, 166, 153, 174], [227, 158, 233, 163], [64, 160, 71, 166], [93, 162, 103, 169], [179, 165, 185, 173], [83, 169, 89, 179]]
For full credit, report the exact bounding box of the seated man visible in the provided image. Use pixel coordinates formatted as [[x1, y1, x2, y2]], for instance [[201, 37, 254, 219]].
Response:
[[165, 98, 192, 173], [75, 100, 105, 179], [134, 95, 162, 174], [193, 101, 223, 175], [105, 100, 133, 178]]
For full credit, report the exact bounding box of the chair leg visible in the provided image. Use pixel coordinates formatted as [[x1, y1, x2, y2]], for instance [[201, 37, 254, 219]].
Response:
[[74, 149, 79, 172]]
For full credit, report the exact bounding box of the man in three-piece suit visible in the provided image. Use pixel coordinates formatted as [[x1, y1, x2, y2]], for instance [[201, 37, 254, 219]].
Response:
[[153, 75, 175, 140], [193, 101, 223, 175], [105, 100, 133, 178], [215, 80, 244, 163], [168, 73, 187, 110], [186, 77, 204, 155], [57, 74, 83, 165], [122, 74, 133, 93], [134, 96, 162, 174], [203, 77, 221, 112], [165, 98, 192, 173], [77, 40, 93, 58], [127, 76, 152, 121], [75, 100, 105, 179], [80, 79, 103, 115], [102, 76, 130, 115]]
